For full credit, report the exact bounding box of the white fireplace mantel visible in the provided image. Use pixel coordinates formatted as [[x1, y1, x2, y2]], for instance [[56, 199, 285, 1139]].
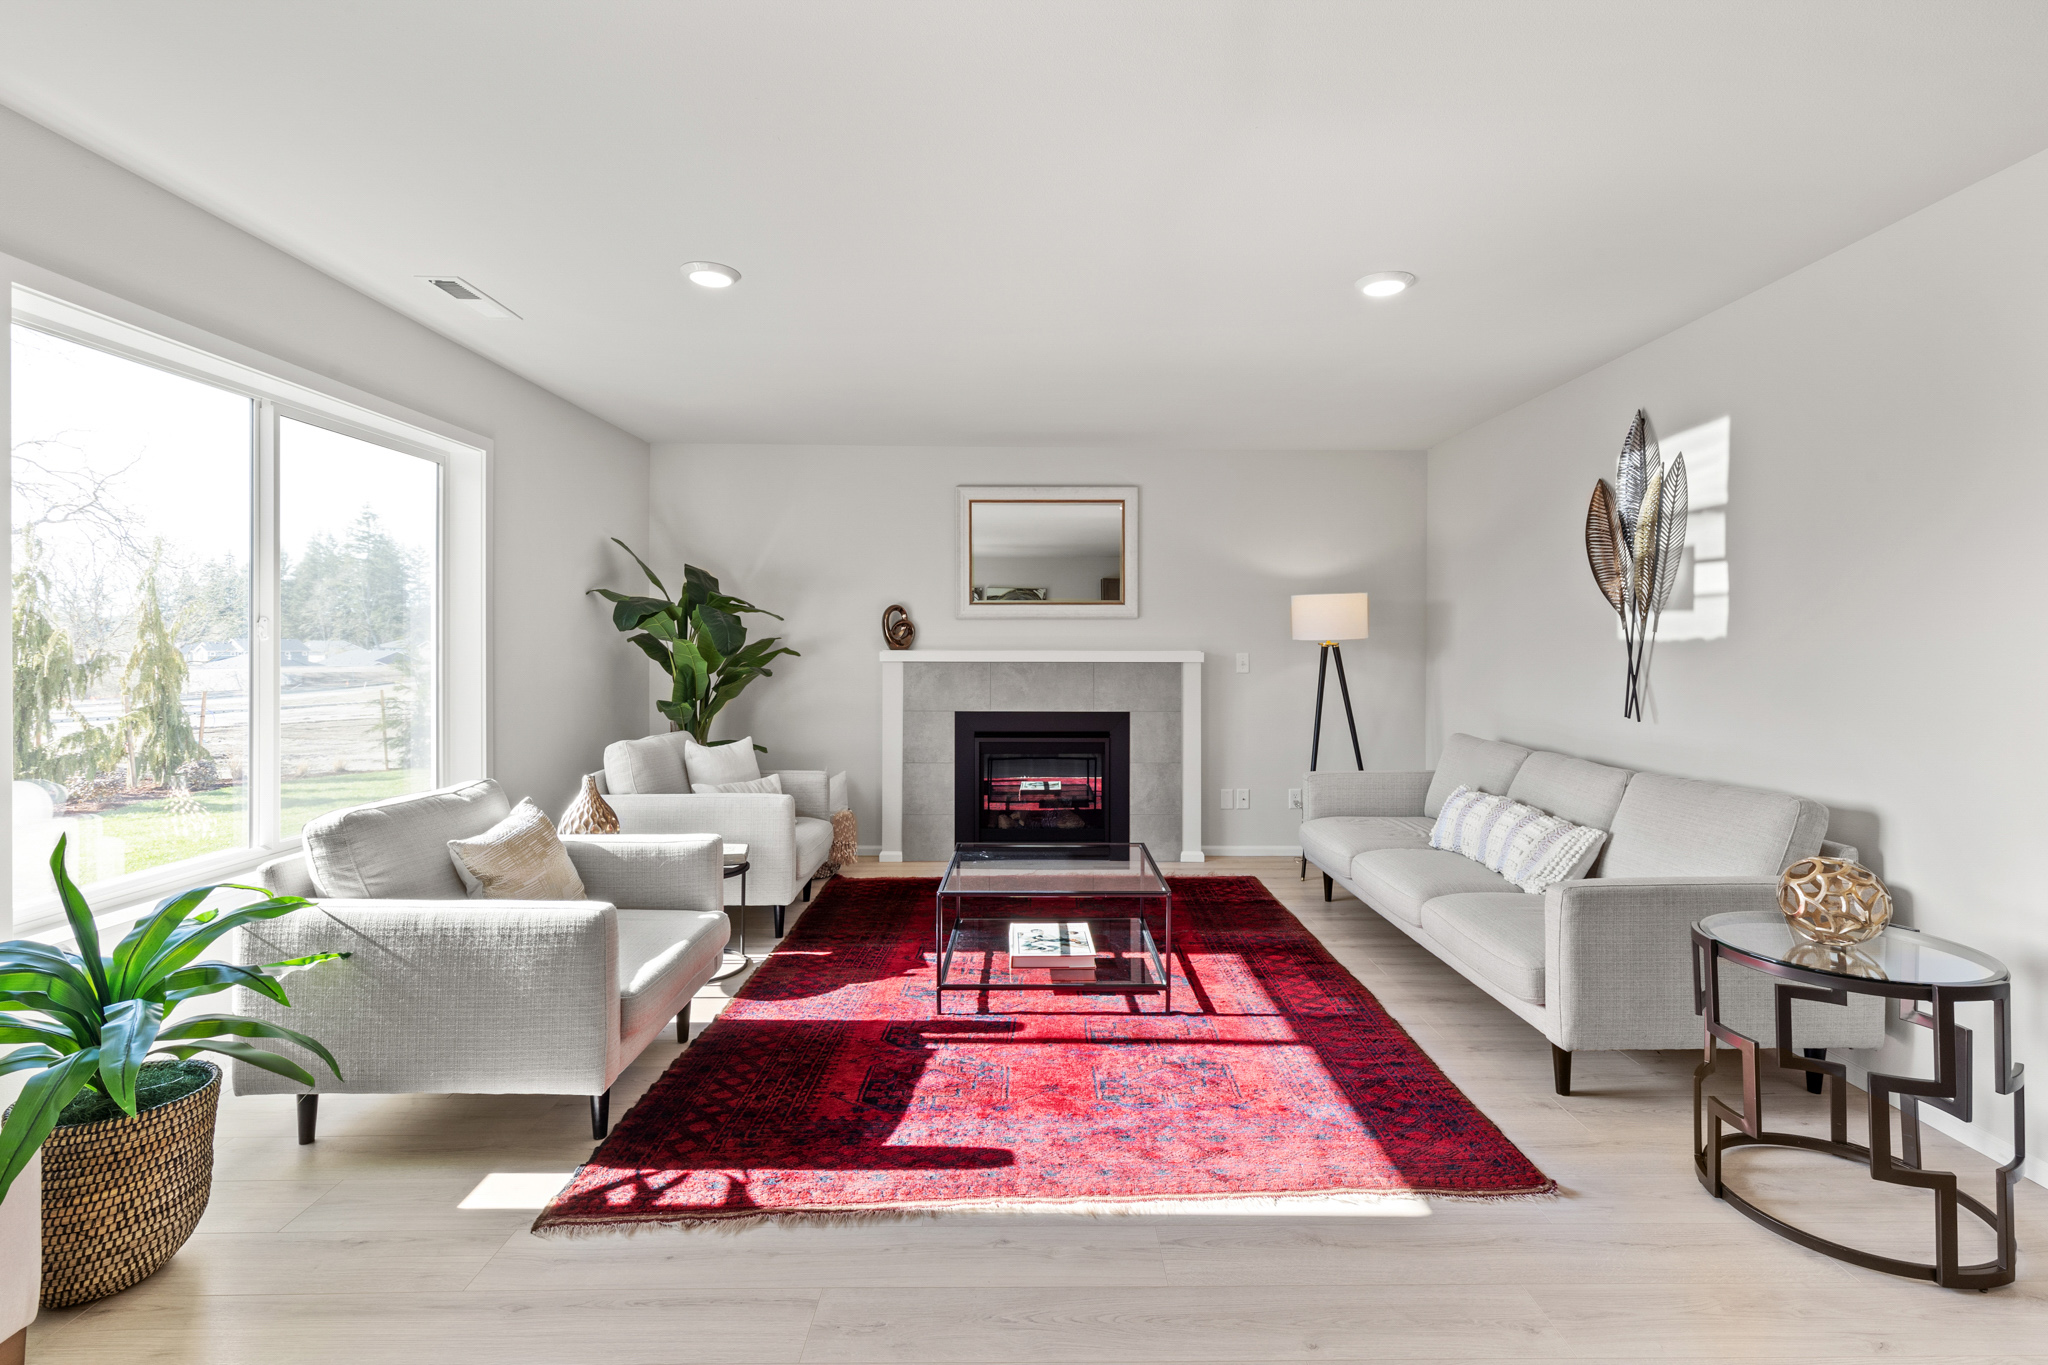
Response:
[[879, 650, 1204, 863]]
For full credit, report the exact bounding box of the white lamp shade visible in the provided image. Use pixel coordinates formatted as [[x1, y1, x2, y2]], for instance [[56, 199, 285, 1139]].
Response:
[[1291, 592, 1369, 642]]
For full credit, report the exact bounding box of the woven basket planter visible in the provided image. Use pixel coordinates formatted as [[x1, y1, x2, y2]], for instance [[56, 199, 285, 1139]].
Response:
[[34, 1059, 221, 1309]]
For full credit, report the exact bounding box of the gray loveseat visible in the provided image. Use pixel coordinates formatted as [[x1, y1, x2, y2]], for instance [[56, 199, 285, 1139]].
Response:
[[1300, 734, 1885, 1092]]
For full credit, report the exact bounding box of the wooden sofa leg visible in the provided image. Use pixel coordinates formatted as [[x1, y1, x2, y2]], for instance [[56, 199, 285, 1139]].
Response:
[[1551, 1045, 1572, 1096], [676, 998, 692, 1044], [773, 904, 786, 937], [1322, 872, 1333, 902], [590, 1089, 611, 1140], [801, 879, 812, 902], [1804, 1047, 1826, 1094], [1, 1325, 25, 1365], [296, 1093, 318, 1145]]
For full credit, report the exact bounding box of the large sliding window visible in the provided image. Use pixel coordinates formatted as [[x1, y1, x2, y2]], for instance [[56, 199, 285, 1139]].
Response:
[[8, 294, 469, 926]]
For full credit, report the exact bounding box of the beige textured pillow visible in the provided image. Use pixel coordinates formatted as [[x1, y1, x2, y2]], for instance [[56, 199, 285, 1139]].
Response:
[[697, 773, 783, 796], [682, 735, 761, 788], [448, 798, 588, 900]]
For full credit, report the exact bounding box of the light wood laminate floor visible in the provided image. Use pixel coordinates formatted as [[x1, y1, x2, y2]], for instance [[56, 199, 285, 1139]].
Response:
[[27, 858, 2045, 1363]]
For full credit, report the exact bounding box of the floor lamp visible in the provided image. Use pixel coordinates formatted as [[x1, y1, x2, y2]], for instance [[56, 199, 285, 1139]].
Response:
[[1292, 593, 1369, 878]]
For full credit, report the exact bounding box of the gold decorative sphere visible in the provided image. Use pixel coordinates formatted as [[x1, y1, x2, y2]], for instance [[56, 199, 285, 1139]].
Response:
[[1777, 856, 1892, 946]]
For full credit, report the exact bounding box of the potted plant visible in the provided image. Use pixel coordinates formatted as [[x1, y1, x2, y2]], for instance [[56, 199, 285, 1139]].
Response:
[[590, 540, 798, 745], [0, 836, 346, 1307]]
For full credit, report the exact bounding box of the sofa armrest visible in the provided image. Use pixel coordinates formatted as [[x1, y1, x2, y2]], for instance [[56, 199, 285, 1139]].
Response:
[[230, 901, 618, 1096], [769, 770, 837, 820], [1301, 770, 1432, 821], [602, 792, 804, 904], [561, 833, 722, 913], [1545, 877, 1885, 1053]]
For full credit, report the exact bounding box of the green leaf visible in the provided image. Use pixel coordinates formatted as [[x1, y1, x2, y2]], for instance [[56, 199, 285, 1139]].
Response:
[[125, 896, 314, 1001], [152, 962, 291, 1007], [0, 1022, 79, 1052], [160, 1039, 316, 1089], [599, 593, 672, 632], [610, 539, 669, 596], [692, 603, 745, 656], [0, 1043, 69, 1075], [48, 836, 110, 1004], [97, 998, 165, 1117], [0, 943, 99, 1011], [108, 883, 216, 998], [626, 632, 673, 671], [640, 612, 680, 643], [670, 638, 711, 705], [682, 563, 720, 610], [0, 1047, 101, 1206], [0, 990, 97, 1041], [158, 1015, 344, 1080]]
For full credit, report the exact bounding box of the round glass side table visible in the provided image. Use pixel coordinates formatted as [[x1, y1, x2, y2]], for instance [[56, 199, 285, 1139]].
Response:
[[1691, 911, 2024, 1290]]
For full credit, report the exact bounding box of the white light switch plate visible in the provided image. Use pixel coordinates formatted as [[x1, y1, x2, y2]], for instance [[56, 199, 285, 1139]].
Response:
[[1234, 788, 1249, 809], [1288, 788, 1302, 809], [1219, 788, 1233, 810], [1235, 652, 1249, 673]]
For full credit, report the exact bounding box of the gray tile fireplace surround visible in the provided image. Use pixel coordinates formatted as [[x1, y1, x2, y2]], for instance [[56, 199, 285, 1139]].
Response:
[[879, 651, 1203, 864]]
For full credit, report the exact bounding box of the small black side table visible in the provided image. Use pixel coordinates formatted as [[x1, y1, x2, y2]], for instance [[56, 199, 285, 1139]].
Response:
[[707, 846, 751, 983], [1691, 911, 2024, 1290]]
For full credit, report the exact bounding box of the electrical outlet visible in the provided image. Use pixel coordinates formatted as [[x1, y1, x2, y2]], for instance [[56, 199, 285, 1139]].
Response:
[[1235, 788, 1249, 809], [1235, 652, 1249, 673], [1219, 787, 1233, 810], [1288, 787, 1302, 809]]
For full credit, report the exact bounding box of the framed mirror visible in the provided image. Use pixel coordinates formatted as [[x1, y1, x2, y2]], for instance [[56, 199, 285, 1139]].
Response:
[[958, 485, 1137, 618]]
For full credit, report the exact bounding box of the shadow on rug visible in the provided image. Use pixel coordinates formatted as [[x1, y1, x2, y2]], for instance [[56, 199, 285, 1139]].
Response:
[[534, 875, 1554, 1232]]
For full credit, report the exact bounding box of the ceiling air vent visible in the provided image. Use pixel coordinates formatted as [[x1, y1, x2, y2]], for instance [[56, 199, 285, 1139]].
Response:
[[419, 275, 519, 320]]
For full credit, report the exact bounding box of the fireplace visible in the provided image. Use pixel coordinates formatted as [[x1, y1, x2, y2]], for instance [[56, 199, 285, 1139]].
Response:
[[954, 711, 1130, 845]]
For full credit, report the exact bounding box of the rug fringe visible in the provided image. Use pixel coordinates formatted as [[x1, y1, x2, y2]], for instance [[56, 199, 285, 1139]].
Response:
[[530, 1181, 1559, 1237]]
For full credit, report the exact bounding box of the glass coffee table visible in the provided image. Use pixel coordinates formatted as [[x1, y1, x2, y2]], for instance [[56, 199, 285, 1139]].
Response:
[[936, 843, 1172, 1013]]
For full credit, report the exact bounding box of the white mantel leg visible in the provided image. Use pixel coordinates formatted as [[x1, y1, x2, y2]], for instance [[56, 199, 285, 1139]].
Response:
[[880, 658, 904, 861]]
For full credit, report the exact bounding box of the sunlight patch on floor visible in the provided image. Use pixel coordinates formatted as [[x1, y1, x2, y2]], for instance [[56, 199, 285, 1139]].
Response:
[[459, 1172, 576, 1209]]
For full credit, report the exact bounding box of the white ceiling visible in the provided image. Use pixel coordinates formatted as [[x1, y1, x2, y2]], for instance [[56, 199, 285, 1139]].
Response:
[[4, 1, 2048, 449]]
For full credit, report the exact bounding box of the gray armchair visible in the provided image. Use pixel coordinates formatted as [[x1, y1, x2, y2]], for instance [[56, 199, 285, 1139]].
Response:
[[230, 779, 729, 1140], [595, 731, 847, 937]]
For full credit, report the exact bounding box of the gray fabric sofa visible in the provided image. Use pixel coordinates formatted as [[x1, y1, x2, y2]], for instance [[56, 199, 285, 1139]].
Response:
[[595, 731, 848, 938], [1300, 734, 1886, 1092], [231, 779, 730, 1140]]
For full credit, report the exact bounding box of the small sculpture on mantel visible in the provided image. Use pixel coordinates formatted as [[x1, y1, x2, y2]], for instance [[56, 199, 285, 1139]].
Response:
[[881, 604, 916, 651]]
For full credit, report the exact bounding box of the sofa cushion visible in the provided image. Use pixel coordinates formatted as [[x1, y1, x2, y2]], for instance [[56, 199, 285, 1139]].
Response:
[[1427, 786, 1607, 894], [1424, 734, 1533, 816], [1507, 751, 1633, 833], [682, 735, 761, 788], [1603, 772, 1829, 879], [604, 733, 691, 795], [448, 798, 588, 901], [615, 908, 729, 1043], [1421, 893, 1545, 1004], [1347, 847, 1517, 925], [303, 778, 512, 900], [1300, 815, 1433, 876]]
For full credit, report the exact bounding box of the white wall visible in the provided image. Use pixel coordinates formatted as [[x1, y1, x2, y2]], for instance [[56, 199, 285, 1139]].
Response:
[[0, 103, 651, 934], [1427, 147, 2048, 1179], [651, 446, 1426, 853]]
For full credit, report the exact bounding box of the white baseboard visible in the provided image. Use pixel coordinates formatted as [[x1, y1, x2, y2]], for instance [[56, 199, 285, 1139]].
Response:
[[1202, 845, 1305, 858]]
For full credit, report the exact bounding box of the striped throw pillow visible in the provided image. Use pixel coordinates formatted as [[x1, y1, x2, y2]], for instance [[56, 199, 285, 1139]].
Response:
[[1428, 785, 1607, 894]]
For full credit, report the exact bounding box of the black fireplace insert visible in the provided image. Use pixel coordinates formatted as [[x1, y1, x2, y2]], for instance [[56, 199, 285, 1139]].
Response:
[[953, 711, 1130, 845]]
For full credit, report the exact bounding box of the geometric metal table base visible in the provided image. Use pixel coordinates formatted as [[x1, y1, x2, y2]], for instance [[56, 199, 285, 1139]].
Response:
[[706, 858, 753, 983], [1692, 925, 2025, 1291]]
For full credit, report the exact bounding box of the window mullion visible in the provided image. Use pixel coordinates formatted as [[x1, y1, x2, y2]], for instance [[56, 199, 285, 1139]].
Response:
[[251, 398, 282, 850]]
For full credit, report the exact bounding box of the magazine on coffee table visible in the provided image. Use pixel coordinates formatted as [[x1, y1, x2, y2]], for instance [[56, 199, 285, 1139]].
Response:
[[1008, 921, 1100, 967]]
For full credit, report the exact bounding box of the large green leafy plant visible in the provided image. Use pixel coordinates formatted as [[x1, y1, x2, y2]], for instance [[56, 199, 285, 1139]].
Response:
[[589, 540, 798, 745], [0, 837, 346, 1203]]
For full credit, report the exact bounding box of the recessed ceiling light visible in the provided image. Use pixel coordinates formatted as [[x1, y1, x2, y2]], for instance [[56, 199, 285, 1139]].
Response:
[[419, 275, 519, 319], [1356, 271, 1416, 300], [683, 262, 740, 289]]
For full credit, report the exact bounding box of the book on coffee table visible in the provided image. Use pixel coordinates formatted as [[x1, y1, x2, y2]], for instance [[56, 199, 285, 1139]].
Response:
[[1008, 921, 1100, 967]]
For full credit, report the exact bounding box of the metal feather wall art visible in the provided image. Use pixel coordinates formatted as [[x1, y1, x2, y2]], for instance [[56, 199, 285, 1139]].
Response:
[[1584, 410, 1689, 720]]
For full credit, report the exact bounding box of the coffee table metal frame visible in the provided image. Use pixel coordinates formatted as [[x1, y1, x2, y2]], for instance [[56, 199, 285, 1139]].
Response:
[[935, 842, 1172, 1014], [1691, 915, 2025, 1290]]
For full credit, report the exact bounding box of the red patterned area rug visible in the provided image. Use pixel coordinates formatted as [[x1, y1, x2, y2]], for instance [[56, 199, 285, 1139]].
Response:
[[534, 875, 1553, 1233]]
